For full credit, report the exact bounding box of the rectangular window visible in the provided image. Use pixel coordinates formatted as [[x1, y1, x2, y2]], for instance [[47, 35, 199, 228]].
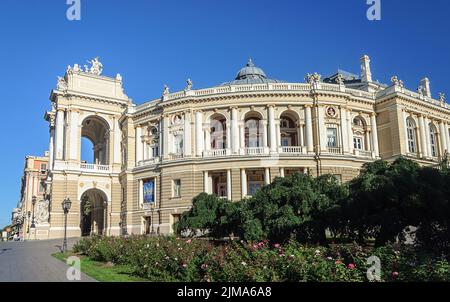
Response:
[[281, 137, 291, 147], [142, 179, 155, 205], [40, 163, 47, 171], [172, 179, 181, 198], [152, 146, 159, 158], [248, 182, 263, 196], [327, 128, 338, 148], [353, 137, 363, 150]]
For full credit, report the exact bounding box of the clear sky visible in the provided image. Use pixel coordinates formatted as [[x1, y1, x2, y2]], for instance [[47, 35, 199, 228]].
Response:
[[0, 0, 449, 227]]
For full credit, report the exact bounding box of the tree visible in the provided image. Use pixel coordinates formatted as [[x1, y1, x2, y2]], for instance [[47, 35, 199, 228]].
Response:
[[344, 158, 421, 246], [175, 193, 237, 238]]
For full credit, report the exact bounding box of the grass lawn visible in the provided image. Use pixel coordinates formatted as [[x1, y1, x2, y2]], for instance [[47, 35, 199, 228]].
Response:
[[52, 252, 149, 282]]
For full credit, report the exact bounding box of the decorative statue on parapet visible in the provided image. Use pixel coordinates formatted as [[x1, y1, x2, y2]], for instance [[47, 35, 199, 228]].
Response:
[[305, 72, 321, 85], [335, 74, 345, 86], [57, 76, 68, 91], [88, 57, 103, 75], [163, 85, 170, 96], [391, 76, 404, 88], [185, 78, 193, 91], [439, 93, 446, 105]]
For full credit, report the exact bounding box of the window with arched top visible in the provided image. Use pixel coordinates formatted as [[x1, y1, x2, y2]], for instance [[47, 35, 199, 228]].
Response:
[[245, 113, 263, 148], [353, 117, 364, 127], [429, 124, 438, 157], [406, 118, 417, 154]]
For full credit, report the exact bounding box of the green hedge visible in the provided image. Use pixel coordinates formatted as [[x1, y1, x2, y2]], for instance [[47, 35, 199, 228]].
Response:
[[73, 236, 450, 282]]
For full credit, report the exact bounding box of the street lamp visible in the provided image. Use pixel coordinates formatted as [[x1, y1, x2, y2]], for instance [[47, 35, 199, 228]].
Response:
[[30, 196, 37, 228], [27, 211, 31, 233], [150, 204, 155, 235], [61, 198, 72, 253]]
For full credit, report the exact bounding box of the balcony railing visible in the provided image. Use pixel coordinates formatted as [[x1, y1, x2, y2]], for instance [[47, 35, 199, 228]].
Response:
[[168, 153, 184, 160], [327, 147, 342, 154], [80, 163, 111, 172], [203, 149, 230, 158], [138, 157, 160, 167], [242, 147, 267, 156], [354, 149, 373, 158], [279, 146, 305, 155]]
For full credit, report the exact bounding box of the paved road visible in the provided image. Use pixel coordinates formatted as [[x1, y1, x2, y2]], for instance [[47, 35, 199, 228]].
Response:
[[0, 238, 96, 282]]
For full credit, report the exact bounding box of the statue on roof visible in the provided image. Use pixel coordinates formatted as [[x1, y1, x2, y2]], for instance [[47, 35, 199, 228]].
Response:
[[163, 85, 170, 96], [185, 78, 193, 91], [88, 57, 103, 75]]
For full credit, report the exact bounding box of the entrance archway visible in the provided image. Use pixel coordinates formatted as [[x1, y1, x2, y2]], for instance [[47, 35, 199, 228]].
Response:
[[80, 188, 108, 236]]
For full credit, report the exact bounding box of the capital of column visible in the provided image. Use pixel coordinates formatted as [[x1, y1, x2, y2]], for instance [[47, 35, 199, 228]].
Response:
[[304, 104, 313, 108]]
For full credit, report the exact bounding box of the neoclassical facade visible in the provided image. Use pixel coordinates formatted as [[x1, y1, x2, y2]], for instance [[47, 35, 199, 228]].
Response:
[[25, 55, 449, 239]]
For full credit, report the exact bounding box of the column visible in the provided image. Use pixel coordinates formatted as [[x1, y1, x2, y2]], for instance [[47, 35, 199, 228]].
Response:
[[370, 113, 379, 157], [424, 117, 432, 157], [48, 127, 55, 170], [113, 117, 121, 164], [402, 111, 410, 154], [239, 124, 245, 152], [262, 120, 268, 149], [276, 122, 281, 149], [69, 110, 79, 160], [195, 111, 204, 156], [203, 171, 209, 193], [162, 115, 169, 159], [184, 112, 192, 157], [231, 107, 239, 154], [135, 126, 143, 164], [264, 168, 270, 185], [439, 121, 447, 154], [318, 106, 327, 152], [241, 169, 247, 198], [297, 124, 304, 147], [279, 167, 285, 178], [226, 169, 232, 201], [445, 122, 450, 153], [418, 115, 428, 158], [347, 110, 354, 154], [365, 130, 371, 151], [204, 129, 211, 152], [305, 105, 313, 152], [340, 107, 349, 153], [268, 105, 277, 152], [226, 125, 231, 150], [55, 109, 65, 160]]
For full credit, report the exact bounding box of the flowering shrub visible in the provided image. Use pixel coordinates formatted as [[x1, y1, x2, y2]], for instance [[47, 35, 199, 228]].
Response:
[[73, 236, 450, 282]]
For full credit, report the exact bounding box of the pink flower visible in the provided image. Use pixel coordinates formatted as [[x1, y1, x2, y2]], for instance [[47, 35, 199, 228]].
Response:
[[335, 260, 342, 265], [392, 271, 399, 279], [348, 263, 356, 269], [182, 263, 187, 268], [273, 243, 281, 249]]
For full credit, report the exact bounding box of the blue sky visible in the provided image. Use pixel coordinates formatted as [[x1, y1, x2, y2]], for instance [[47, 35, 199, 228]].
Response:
[[0, 0, 449, 227]]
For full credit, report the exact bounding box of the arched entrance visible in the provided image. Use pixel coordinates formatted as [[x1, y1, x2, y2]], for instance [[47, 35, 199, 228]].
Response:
[[80, 188, 108, 236]]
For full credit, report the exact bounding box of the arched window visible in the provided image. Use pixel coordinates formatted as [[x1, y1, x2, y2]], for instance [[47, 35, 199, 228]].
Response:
[[406, 118, 417, 154], [429, 124, 438, 157], [245, 113, 263, 148], [81, 116, 110, 165], [210, 115, 227, 150], [279, 112, 299, 147]]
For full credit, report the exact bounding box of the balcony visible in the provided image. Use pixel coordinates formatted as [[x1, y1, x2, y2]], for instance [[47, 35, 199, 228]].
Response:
[[138, 157, 160, 167], [168, 153, 184, 160], [241, 147, 268, 156], [203, 149, 230, 158], [279, 146, 305, 155], [327, 147, 343, 154], [354, 149, 373, 158], [79, 163, 111, 173]]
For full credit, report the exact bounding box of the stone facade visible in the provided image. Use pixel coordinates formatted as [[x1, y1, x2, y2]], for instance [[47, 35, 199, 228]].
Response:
[[16, 55, 449, 239]]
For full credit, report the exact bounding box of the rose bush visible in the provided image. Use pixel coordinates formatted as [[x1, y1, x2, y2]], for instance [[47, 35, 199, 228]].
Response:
[[73, 236, 450, 282]]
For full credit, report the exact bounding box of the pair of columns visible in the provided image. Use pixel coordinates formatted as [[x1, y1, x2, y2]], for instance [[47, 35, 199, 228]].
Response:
[[412, 113, 449, 158]]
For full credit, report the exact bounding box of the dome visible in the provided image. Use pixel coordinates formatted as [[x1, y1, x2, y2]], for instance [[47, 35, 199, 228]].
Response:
[[235, 58, 268, 81], [221, 58, 283, 85]]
